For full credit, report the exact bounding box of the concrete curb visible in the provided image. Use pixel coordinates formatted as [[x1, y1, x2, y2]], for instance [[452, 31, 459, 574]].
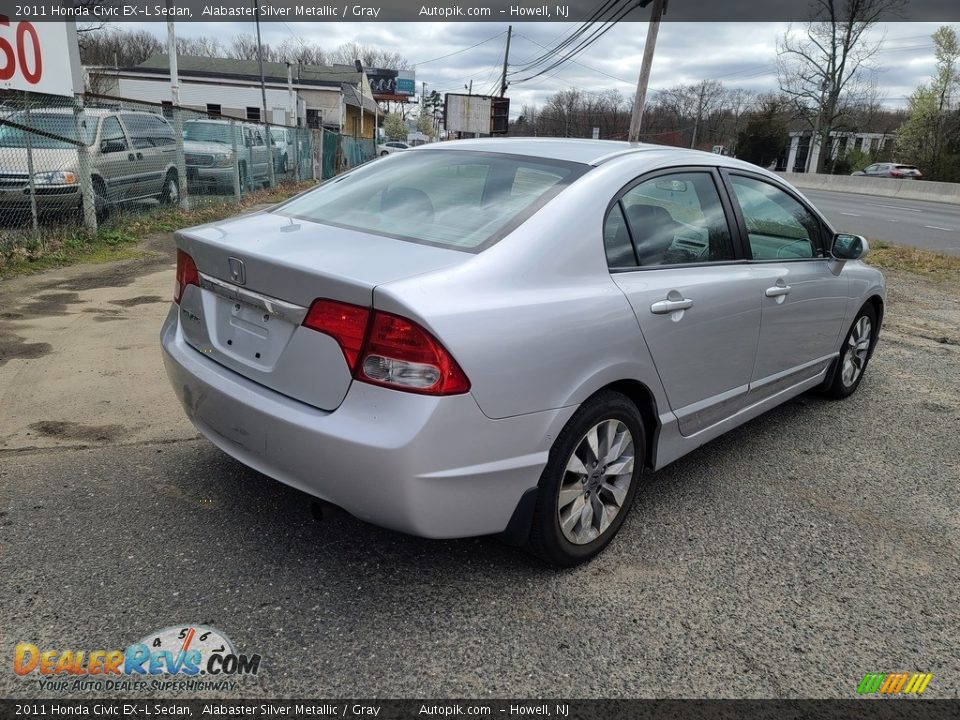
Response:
[[777, 172, 960, 206]]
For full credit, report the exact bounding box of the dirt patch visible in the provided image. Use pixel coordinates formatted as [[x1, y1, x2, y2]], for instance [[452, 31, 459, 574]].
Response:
[[28, 420, 127, 443], [21, 292, 82, 316], [82, 307, 122, 315], [0, 312, 23, 320], [0, 331, 52, 366], [37, 249, 172, 294], [110, 295, 166, 308]]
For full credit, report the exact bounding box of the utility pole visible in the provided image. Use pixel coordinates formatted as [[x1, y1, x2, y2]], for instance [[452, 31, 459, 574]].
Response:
[[500, 25, 512, 97], [690, 80, 707, 149], [253, 0, 275, 186], [628, 0, 667, 143], [166, 13, 188, 208]]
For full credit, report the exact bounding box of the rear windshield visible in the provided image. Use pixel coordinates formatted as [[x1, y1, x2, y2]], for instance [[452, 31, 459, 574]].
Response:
[[274, 150, 588, 251]]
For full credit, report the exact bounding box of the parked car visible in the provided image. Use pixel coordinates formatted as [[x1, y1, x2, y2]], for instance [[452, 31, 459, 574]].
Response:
[[269, 126, 294, 174], [161, 139, 885, 566], [182, 119, 271, 192], [378, 141, 410, 157], [852, 162, 923, 179], [0, 108, 180, 218]]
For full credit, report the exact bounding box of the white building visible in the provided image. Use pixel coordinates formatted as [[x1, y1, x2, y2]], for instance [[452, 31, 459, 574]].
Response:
[[785, 130, 896, 173], [89, 55, 378, 135]]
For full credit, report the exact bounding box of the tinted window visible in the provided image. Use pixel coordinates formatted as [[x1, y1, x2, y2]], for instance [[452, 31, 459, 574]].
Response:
[[99, 117, 127, 152], [603, 203, 635, 269], [729, 175, 824, 259], [618, 172, 734, 266], [276, 150, 586, 251], [122, 114, 175, 146]]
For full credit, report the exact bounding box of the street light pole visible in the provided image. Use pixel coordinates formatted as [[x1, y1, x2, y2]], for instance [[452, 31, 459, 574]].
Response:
[[628, 0, 667, 144]]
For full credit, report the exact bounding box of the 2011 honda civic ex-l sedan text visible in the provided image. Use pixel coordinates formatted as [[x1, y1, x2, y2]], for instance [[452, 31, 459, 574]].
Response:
[[161, 138, 884, 565]]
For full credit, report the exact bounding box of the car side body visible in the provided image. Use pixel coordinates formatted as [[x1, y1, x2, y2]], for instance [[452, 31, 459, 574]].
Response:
[[161, 138, 884, 557], [852, 162, 923, 179], [0, 108, 180, 214]]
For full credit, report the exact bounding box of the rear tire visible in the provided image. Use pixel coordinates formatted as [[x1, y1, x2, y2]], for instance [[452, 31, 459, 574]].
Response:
[[527, 391, 644, 567], [159, 171, 180, 205], [821, 304, 878, 399], [380, 151, 389, 157]]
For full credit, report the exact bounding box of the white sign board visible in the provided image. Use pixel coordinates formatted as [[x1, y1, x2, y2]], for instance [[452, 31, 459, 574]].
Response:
[[0, 20, 84, 97], [445, 94, 493, 136]]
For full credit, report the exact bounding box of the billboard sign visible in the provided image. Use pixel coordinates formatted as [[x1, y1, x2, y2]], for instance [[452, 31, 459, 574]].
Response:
[[368, 68, 416, 101], [0, 19, 84, 97], [444, 94, 510, 136]]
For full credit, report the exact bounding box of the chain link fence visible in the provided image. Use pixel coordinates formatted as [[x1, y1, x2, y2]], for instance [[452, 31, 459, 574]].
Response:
[[1, 90, 376, 245]]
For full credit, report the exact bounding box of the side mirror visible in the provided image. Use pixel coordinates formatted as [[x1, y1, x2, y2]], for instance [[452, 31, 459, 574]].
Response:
[[831, 233, 868, 261]]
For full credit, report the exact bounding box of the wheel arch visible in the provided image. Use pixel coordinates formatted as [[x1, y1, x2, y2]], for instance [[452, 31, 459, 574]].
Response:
[[595, 379, 660, 471]]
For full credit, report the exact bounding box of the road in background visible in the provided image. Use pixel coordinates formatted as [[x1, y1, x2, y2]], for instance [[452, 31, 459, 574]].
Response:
[[802, 189, 960, 255]]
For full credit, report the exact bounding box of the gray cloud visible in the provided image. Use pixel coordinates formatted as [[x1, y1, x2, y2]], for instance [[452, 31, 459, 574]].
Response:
[[125, 21, 949, 113]]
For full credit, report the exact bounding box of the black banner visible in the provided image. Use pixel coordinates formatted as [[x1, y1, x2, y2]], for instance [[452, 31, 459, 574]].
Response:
[[1, 0, 960, 23], [2, 700, 960, 719]]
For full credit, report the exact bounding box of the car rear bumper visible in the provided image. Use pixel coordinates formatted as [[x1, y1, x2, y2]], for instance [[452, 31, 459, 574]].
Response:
[[160, 305, 573, 538]]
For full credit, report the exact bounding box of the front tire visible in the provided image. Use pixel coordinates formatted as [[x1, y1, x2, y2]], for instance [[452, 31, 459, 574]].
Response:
[[822, 304, 878, 399], [527, 391, 644, 566]]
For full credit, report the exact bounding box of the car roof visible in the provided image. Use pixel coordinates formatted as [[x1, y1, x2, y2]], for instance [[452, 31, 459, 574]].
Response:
[[416, 137, 775, 173]]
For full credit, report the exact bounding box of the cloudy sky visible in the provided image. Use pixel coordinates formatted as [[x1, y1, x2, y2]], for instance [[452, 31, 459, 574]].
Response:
[[131, 21, 950, 114]]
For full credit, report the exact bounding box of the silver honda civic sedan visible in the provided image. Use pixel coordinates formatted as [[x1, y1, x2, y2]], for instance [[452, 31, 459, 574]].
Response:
[[161, 138, 884, 565]]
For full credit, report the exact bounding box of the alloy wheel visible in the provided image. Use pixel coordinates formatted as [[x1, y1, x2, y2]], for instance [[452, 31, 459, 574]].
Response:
[[557, 419, 635, 545], [841, 315, 872, 386]]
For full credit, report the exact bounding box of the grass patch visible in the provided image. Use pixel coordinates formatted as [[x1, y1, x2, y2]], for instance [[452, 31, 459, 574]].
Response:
[[867, 239, 960, 282], [0, 180, 316, 279]]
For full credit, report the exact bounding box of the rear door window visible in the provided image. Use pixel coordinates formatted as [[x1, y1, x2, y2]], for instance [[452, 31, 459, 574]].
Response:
[[616, 172, 735, 266]]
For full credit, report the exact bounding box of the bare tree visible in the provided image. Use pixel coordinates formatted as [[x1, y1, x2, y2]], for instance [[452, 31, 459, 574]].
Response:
[[329, 42, 410, 69], [777, 0, 905, 173]]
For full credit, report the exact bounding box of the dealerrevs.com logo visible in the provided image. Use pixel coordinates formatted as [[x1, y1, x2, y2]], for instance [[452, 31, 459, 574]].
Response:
[[14, 625, 261, 693], [857, 672, 933, 696]]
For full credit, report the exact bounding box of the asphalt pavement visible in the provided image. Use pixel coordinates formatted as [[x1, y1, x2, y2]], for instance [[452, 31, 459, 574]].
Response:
[[1, 246, 959, 699], [801, 188, 960, 255]]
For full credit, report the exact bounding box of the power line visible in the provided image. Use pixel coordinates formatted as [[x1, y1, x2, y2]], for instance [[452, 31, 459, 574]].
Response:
[[411, 31, 506, 67]]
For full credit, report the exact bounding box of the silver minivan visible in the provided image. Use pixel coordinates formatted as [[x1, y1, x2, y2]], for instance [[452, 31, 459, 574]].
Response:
[[0, 108, 180, 218]]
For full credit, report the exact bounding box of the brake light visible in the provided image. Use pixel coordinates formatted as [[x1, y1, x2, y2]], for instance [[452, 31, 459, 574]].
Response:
[[890, 170, 903, 177], [174, 250, 199, 304], [302, 299, 370, 370], [301, 299, 470, 395]]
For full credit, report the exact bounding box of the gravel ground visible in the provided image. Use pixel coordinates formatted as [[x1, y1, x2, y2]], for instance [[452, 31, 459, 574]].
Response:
[[1, 242, 958, 699]]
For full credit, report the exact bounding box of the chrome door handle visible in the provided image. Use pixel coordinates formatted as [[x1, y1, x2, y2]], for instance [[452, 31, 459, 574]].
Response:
[[765, 284, 792, 297], [650, 298, 694, 314]]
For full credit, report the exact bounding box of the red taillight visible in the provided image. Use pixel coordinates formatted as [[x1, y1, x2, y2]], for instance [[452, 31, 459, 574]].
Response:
[[302, 299, 370, 370], [174, 250, 199, 304], [301, 299, 470, 395], [890, 170, 903, 177]]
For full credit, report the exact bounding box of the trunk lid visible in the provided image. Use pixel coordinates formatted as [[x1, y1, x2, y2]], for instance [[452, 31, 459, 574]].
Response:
[[175, 211, 469, 410]]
